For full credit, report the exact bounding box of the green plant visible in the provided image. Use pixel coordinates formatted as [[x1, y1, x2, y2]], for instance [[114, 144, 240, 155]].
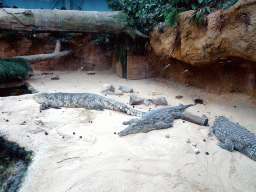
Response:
[[218, 0, 238, 9], [189, 6, 211, 25], [0, 58, 32, 83], [166, 8, 184, 27]]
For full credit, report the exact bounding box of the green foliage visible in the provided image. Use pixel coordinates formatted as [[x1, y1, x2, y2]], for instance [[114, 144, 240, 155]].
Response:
[[114, 34, 129, 68], [92, 34, 115, 52], [105, 0, 239, 30], [106, 0, 173, 34], [220, 0, 238, 9], [189, 6, 211, 25], [0, 136, 33, 165], [166, 8, 184, 27], [0, 58, 32, 83]]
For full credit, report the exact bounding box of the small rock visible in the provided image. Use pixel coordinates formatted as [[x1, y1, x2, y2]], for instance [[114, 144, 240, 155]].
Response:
[[165, 135, 170, 138], [62, 136, 65, 138], [45, 132, 48, 135], [186, 139, 190, 143], [129, 94, 144, 105], [79, 136, 82, 139], [6, 119, 9, 122], [148, 96, 168, 106], [205, 152, 209, 155], [119, 85, 133, 93], [114, 132, 116, 134], [194, 148, 200, 154], [192, 95, 204, 104], [175, 95, 183, 99], [73, 132, 75, 135], [203, 139, 206, 142], [86, 71, 95, 75], [36, 120, 44, 126], [234, 106, 237, 108], [102, 84, 115, 93], [20, 121, 26, 125], [51, 75, 59, 80], [143, 100, 150, 106], [192, 143, 197, 147]]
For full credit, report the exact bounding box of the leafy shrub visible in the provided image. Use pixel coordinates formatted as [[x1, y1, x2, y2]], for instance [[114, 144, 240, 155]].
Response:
[[105, 0, 239, 30], [0, 58, 32, 83], [166, 8, 184, 27], [189, 6, 212, 25]]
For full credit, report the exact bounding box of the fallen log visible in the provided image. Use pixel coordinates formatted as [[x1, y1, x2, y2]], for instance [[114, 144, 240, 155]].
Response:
[[13, 39, 70, 62], [0, 8, 149, 38]]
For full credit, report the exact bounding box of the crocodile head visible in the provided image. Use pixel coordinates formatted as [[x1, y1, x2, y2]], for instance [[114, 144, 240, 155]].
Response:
[[118, 121, 156, 137]]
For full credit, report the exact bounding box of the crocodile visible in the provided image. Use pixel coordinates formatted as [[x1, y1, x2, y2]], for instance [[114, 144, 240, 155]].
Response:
[[118, 103, 196, 136], [34, 92, 145, 117], [208, 116, 256, 161]]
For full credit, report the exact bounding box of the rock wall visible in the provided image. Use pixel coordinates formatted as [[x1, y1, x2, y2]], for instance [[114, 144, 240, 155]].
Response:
[[149, 0, 256, 95], [150, 0, 256, 65], [0, 33, 112, 71]]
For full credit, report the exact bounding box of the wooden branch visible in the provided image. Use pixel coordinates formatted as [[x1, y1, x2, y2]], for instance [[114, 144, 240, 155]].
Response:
[[13, 40, 71, 62]]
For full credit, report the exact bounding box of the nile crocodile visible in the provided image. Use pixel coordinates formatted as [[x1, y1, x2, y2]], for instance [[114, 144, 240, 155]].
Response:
[[118, 104, 197, 136], [34, 92, 145, 116], [209, 116, 256, 161]]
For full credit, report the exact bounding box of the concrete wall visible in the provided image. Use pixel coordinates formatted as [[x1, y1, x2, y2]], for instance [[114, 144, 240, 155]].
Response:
[[0, 0, 111, 11]]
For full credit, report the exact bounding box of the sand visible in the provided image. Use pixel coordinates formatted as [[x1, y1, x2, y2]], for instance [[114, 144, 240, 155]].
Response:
[[0, 70, 256, 192]]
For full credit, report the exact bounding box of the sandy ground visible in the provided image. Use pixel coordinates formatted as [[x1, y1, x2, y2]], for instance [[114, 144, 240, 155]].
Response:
[[0, 70, 256, 192]]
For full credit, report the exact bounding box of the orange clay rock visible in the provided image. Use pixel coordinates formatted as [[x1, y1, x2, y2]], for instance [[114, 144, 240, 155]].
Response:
[[150, 0, 256, 65]]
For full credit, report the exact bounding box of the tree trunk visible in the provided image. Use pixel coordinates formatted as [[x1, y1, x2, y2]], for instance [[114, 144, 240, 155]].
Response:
[[0, 8, 125, 33], [13, 40, 70, 62], [0, 8, 149, 62]]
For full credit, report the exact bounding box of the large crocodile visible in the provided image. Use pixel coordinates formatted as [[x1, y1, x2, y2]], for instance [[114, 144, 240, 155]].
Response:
[[118, 103, 200, 136], [34, 92, 145, 117], [208, 116, 256, 161]]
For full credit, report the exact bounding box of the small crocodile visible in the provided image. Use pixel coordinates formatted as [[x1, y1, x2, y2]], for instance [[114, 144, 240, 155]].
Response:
[[209, 116, 256, 161], [118, 103, 195, 136], [34, 92, 145, 116]]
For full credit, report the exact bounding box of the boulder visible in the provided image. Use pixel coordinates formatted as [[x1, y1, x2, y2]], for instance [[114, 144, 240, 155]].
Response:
[[102, 84, 115, 93], [129, 94, 144, 105], [119, 85, 133, 93], [148, 96, 168, 106], [51, 75, 59, 80]]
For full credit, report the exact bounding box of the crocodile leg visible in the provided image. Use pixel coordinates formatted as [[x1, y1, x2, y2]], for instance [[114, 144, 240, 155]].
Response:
[[208, 125, 216, 137], [123, 118, 139, 125], [155, 122, 173, 129], [47, 100, 61, 109], [217, 137, 235, 152]]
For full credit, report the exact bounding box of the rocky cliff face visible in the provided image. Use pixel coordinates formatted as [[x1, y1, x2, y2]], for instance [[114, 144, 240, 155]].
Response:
[[0, 33, 112, 71], [150, 0, 256, 65], [149, 0, 256, 95]]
